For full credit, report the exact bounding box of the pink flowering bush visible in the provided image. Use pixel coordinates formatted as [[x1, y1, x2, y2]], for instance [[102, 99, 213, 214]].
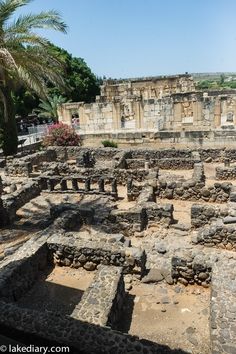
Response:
[[42, 123, 81, 147]]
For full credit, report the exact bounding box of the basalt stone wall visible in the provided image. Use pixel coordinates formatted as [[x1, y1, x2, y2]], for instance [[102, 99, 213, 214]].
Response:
[[155, 158, 194, 170], [216, 166, 236, 180], [198, 149, 223, 162], [48, 234, 146, 275], [156, 180, 231, 203], [5, 150, 56, 176], [0, 300, 180, 354], [0, 243, 48, 302], [113, 150, 132, 169], [198, 148, 236, 162], [190, 203, 235, 228], [5, 161, 32, 177], [130, 148, 192, 159], [72, 265, 125, 328], [109, 208, 148, 236], [49, 146, 119, 162], [211, 256, 236, 354], [171, 252, 215, 287], [191, 204, 222, 228], [144, 202, 174, 226], [136, 184, 174, 226], [2, 180, 42, 223], [196, 223, 236, 251], [42, 164, 148, 184], [125, 158, 194, 170]]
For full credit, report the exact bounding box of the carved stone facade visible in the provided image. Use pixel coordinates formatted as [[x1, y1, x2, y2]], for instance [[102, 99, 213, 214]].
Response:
[[58, 74, 236, 134]]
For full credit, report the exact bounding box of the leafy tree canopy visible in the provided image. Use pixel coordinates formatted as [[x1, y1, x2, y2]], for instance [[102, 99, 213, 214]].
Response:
[[14, 44, 101, 117]]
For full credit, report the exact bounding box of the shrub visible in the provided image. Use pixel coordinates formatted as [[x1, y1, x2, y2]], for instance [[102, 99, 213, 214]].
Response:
[[101, 140, 118, 148], [42, 123, 81, 147]]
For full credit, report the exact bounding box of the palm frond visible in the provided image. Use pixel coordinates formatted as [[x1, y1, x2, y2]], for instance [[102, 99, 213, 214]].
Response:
[[4, 10, 67, 34], [0, 0, 32, 27]]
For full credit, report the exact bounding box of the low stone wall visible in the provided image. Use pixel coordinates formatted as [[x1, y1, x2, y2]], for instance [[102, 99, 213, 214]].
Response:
[[72, 265, 125, 328], [39, 174, 119, 199], [198, 148, 223, 162], [130, 148, 192, 159], [49, 146, 119, 162], [42, 164, 148, 185], [48, 233, 146, 275], [171, 252, 214, 286], [216, 165, 236, 180], [109, 208, 148, 236], [157, 180, 231, 203], [2, 180, 42, 223], [0, 300, 179, 354], [126, 158, 194, 170], [211, 256, 236, 354], [144, 202, 174, 226], [191, 204, 222, 228], [5, 150, 56, 176], [0, 243, 48, 302], [195, 222, 236, 251]]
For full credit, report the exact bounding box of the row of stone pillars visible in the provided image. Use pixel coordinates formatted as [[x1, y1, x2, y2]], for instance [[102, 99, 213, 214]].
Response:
[[40, 177, 118, 198]]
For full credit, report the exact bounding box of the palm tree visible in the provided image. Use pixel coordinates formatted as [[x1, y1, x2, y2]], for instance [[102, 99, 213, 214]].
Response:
[[0, 0, 67, 155], [34, 95, 70, 123]]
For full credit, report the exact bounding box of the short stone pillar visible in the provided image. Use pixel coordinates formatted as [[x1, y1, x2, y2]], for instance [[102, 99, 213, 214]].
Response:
[[60, 179, 67, 191], [85, 178, 91, 192], [40, 177, 47, 190], [145, 161, 150, 171], [32, 165, 38, 173], [127, 178, 133, 194], [224, 158, 230, 167], [47, 179, 54, 191], [98, 178, 105, 193], [72, 178, 78, 191], [127, 178, 133, 202], [111, 178, 118, 199]]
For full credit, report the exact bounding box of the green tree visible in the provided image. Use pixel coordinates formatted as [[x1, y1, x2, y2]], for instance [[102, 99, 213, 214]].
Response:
[[47, 45, 101, 103], [34, 95, 70, 122], [0, 0, 67, 155]]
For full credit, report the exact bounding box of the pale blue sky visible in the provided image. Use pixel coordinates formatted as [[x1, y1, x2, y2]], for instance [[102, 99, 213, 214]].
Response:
[[17, 0, 236, 78]]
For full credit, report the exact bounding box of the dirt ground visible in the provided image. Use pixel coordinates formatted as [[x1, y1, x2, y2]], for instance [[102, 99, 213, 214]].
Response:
[[17, 266, 95, 315], [118, 282, 211, 354]]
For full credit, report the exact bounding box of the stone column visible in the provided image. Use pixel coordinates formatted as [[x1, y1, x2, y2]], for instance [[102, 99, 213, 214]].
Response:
[[224, 158, 230, 167], [98, 178, 105, 193], [127, 178, 133, 201], [47, 179, 54, 191], [145, 161, 150, 171], [39, 177, 47, 190], [214, 97, 221, 128], [134, 100, 143, 129], [72, 178, 78, 191], [85, 178, 91, 192], [112, 101, 121, 130], [111, 178, 118, 199], [60, 179, 68, 191]]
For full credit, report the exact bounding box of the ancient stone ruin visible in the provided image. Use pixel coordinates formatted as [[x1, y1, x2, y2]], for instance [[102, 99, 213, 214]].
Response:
[[58, 75, 236, 148], [0, 146, 236, 354]]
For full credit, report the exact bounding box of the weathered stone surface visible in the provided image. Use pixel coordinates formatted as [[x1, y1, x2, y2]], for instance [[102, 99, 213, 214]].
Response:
[[72, 265, 124, 327]]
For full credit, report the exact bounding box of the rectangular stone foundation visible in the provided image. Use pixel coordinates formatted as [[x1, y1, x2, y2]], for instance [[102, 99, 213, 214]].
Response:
[[71, 265, 124, 327], [211, 256, 236, 354]]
